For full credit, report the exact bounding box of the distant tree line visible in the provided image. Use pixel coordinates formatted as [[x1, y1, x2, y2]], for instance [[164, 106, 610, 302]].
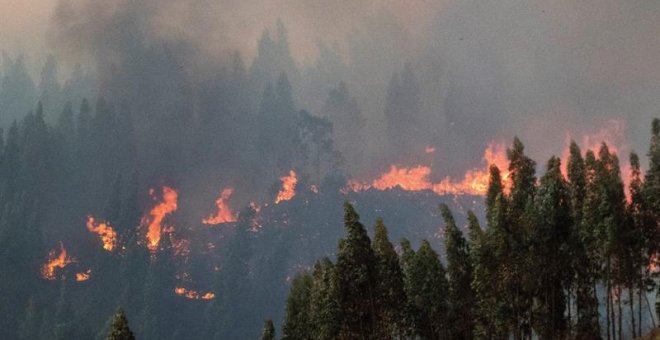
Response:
[[270, 120, 660, 340]]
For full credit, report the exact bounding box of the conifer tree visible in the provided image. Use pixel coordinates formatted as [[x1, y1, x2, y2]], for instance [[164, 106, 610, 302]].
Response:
[[106, 308, 135, 340], [440, 204, 475, 339], [404, 240, 450, 339], [372, 218, 405, 338], [309, 258, 341, 340], [531, 157, 570, 338], [282, 272, 312, 340], [335, 203, 379, 339], [261, 319, 276, 340]]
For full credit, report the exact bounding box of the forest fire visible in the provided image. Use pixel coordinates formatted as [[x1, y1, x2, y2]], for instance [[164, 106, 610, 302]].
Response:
[[346, 142, 510, 196], [86, 216, 117, 251], [41, 242, 74, 280], [203, 188, 238, 224], [142, 186, 179, 252], [275, 170, 298, 203], [76, 269, 91, 282], [174, 287, 216, 300]]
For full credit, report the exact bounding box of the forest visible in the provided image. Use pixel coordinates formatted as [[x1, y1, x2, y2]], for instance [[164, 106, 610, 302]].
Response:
[[270, 125, 660, 340], [2, 1, 660, 339]]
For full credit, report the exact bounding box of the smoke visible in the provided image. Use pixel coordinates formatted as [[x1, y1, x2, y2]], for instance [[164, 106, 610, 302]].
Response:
[[3, 0, 659, 191]]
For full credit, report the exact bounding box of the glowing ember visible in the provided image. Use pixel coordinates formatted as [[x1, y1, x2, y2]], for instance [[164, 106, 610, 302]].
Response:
[[203, 188, 238, 225], [169, 234, 191, 257], [141, 186, 178, 252], [76, 269, 91, 282], [425, 146, 436, 154], [275, 170, 298, 203], [650, 255, 659, 273], [344, 141, 509, 196], [86, 216, 117, 251], [41, 242, 75, 280], [174, 287, 216, 300], [310, 185, 319, 193]]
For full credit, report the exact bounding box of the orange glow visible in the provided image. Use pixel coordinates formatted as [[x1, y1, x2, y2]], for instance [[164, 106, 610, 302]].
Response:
[[169, 234, 190, 257], [650, 255, 659, 273], [76, 269, 91, 282], [41, 242, 74, 280], [142, 186, 178, 252], [203, 188, 238, 225], [174, 287, 216, 300], [275, 170, 298, 203], [373, 165, 434, 191], [86, 216, 117, 251], [344, 141, 509, 196], [560, 119, 632, 199]]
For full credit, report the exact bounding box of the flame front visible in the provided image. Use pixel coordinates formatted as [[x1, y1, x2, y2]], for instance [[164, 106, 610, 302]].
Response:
[[86, 216, 117, 251], [275, 170, 298, 203], [203, 188, 237, 224], [174, 287, 216, 300], [41, 242, 74, 280], [142, 186, 179, 252], [345, 142, 509, 196], [76, 269, 91, 282]]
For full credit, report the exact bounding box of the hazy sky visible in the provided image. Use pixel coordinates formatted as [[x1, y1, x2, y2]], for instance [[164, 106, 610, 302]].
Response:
[[0, 0, 55, 55], [0, 0, 438, 67]]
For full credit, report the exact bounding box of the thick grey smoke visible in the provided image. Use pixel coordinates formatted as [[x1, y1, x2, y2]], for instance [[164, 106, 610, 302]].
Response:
[[5, 0, 660, 183]]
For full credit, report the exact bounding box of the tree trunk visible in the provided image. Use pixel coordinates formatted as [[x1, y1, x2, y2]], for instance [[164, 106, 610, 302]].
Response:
[[639, 275, 643, 337], [606, 268, 611, 340], [629, 284, 636, 339], [617, 287, 622, 340]]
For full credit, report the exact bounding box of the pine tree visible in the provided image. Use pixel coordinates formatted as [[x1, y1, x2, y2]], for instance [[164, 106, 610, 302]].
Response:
[[503, 137, 536, 339], [335, 203, 379, 339], [440, 204, 475, 339], [309, 258, 341, 340], [261, 319, 276, 340], [531, 156, 571, 338], [372, 218, 405, 338], [106, 308, 135, 340], [403, 240, 450, 339], [566, 141, 600, 338], [282, 272, 313, 340]]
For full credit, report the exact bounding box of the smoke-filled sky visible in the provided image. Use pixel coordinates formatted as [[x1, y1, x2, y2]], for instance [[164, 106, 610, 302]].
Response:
[[2, 0, 660, 175]]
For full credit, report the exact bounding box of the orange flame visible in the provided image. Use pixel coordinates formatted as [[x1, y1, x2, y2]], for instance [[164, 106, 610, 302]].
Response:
[[174, 287, 216, 300], [560, 119, 632, 199], [41, 242, 74, 280], [275, 170, 298, 203], [142, 186, 178, 252], [86, 216, 117, 251], [203, 188, 238, 224], [76, 269, 91, 282], [345, 142, 509, 196]]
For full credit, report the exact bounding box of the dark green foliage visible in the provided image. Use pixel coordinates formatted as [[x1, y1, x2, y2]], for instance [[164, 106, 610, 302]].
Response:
[[440, 204, 475, 339], [372, 218, 406, 338], [404, 240, 450, 339], [261, 320, 276, 340], [282, 273, 313, 340], [309, 258, 341, 340], [335, 203, 380, 339], [531, 157, 570, 338], [106, 308, 135, 340]]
